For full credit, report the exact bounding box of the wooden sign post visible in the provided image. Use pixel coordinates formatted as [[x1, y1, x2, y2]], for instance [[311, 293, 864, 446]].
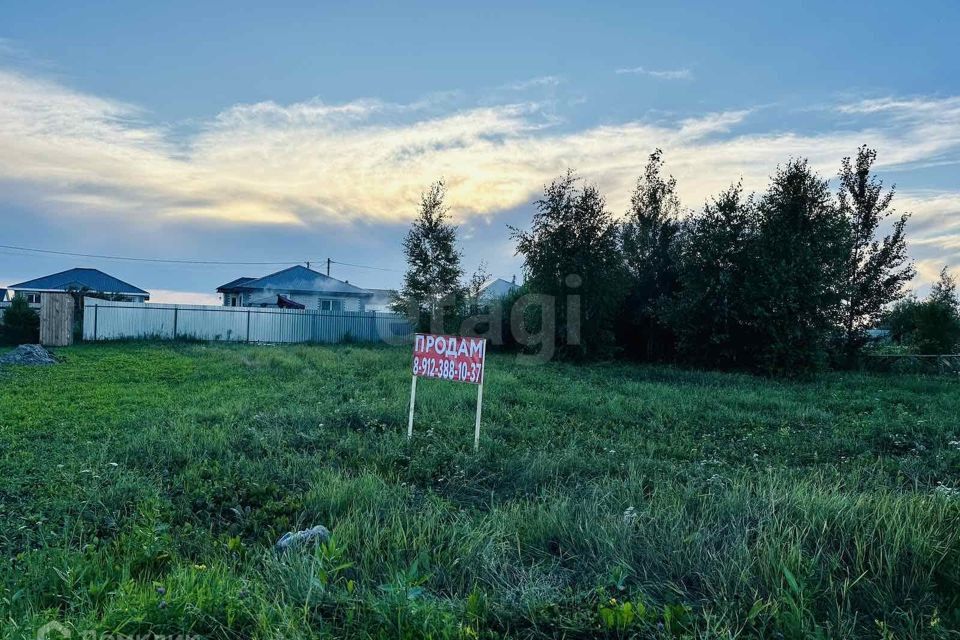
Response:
[[408, 333, 487, 450]]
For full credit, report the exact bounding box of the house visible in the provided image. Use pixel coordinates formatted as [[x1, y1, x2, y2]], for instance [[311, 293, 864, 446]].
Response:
[[7, 268, 150, 308], [216, 265, 374, 312], [478, 276, 520, 302]]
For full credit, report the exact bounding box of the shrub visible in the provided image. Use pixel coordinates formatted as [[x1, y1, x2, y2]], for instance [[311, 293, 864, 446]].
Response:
[[885, 268, 960, 354], [1, 295, 40, 345]]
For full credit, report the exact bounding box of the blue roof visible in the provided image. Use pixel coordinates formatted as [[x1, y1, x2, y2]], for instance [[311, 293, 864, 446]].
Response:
[[216, 276, 256, 292], [218, 265, 371, 296], [9, 268, 149, 297]]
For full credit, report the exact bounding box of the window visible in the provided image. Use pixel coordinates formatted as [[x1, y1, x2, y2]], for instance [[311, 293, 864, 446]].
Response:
[[24, 292, 41, 304], [318, 299, 343, 312]]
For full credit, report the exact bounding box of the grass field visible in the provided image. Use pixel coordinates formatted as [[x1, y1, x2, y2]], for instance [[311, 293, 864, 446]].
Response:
[[1, 343, 958, 639]]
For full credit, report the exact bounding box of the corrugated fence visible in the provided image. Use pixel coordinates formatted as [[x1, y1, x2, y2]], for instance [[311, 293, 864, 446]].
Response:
[[82, 298, 414, 345]]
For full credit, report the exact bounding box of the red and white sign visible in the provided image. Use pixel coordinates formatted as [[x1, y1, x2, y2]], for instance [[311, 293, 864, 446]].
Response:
[[412, 333, 486, 384]]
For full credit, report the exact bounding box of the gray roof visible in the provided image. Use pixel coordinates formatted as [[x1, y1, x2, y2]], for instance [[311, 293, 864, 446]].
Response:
[[216, 276, 256, 292], [218, 265, 371, 297], [9, 268, 149, 297]]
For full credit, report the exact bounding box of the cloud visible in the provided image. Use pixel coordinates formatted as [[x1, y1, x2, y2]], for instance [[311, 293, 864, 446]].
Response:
[[503, 75, 563, 91], [2, 67, 960, 289], [615, 66, 693, 80], [897, 192, 960, 287]]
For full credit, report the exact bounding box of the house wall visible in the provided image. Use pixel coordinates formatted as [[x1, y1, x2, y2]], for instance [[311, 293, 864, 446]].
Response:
[[231, 290, 366, 312], [283, 292, 364, 312], [365, 301, 393, 313], [13, 290, 43, 308], [8, 290, 145, 307]]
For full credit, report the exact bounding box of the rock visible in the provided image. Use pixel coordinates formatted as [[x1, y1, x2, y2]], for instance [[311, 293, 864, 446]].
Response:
[[0, 344, 57, 366], [275, 525, 331, 552]]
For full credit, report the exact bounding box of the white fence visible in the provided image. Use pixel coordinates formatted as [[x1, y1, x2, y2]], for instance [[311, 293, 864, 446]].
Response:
[[82, 298, 413, 345]]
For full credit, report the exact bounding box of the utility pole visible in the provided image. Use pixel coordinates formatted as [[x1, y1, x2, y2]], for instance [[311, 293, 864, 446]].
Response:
[[326, 258, 331, 276]]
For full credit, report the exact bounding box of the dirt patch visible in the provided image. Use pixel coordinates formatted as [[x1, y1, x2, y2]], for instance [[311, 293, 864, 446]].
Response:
[[0, 344, 58, 365]]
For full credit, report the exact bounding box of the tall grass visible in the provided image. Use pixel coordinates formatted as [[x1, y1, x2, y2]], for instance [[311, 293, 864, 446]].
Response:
[[0, 343, 957, 638]]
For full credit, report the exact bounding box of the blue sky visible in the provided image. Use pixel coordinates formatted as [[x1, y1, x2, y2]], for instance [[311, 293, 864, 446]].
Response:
[[2, 1, 959, 302]]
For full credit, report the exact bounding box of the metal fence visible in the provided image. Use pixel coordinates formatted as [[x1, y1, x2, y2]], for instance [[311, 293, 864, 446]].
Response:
[[82, 298, 414, 345]]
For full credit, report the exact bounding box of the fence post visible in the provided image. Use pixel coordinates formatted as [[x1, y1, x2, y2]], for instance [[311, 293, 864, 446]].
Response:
[[173, 306, 178, 340], [93, 304, 98, 341], [246, 310, 251, 343]]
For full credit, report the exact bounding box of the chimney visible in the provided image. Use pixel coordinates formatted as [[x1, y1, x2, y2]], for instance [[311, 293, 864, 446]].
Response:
[[511, 274, 516, 284]]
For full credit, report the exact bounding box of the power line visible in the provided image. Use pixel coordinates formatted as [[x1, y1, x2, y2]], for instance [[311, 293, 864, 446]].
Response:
[[330, 259, 400, 273], [0, 243, 307, 266], [0, 242, 401, 273]]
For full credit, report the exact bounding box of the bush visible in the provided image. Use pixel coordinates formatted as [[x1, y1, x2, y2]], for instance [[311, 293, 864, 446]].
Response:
[[1, 295, 39, 345], [910, 298, 960, 354], [885, 268, 960, 354]]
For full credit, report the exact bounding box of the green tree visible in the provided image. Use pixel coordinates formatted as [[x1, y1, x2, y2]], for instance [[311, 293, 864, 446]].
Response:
[[394, 180, 465, 329], [890, 268, 960, 354], [669, 183, 758, 366], [837, 146, 914, 362], [620, 149, 682, 360], [466, 260, 491, 314], [885, 295, 919, 345], [748, 159, 850, 374], [511, 171, 625, 358], [1, 295, 40, 345]]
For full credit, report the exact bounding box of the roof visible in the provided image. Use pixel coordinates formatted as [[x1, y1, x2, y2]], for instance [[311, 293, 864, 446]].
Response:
[[218, 265, 371, 297], [9, 268, 149, 297], [216, 276, 256, 292], [479, 277, 519, 300], [276, 295, 305, 309], [363, 288, 397, 303]]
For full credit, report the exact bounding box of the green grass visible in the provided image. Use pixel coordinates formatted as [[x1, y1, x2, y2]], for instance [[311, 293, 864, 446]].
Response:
[[0, 342, 958, 638]]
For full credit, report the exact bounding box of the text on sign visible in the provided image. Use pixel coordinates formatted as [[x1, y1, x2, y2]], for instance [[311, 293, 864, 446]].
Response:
[[412, 333, 486, 384]]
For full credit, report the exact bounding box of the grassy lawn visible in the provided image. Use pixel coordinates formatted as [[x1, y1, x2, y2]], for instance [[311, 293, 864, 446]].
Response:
[[0, 342, 958, 638]]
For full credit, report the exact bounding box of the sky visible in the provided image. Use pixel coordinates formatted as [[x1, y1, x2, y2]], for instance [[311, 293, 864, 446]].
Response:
[[1, 0, 959, 303]]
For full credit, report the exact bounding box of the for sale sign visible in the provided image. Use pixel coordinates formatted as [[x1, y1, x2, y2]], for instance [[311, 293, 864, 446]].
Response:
[[412, 333, 486, 384], [407, 333, 488, 449]]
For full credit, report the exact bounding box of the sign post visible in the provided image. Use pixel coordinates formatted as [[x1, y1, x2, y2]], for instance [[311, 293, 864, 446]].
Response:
[[409, 333, 487, 450], [407, 374, 417, 439], [474, 377, 483, 451]]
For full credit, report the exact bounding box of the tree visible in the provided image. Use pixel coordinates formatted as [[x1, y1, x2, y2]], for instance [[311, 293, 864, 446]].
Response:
[[918, 267, 960, 353], [1, 295, 40, 345], [889, 268, 960, 354], [394, 180, 465, 329], [929, 266, 958, 308], [885, 295, 920, 345], [466, 260, 491, 313], [668, 183, 758, 366], [748, 159, 850, 374], [620, 149, 683, 359], [511, 171, 625, 358], [837, 146, 914, 362]]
